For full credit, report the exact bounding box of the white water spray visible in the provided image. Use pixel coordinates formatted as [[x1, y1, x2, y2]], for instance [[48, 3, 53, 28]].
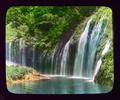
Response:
[[60, 40, 70, 75]]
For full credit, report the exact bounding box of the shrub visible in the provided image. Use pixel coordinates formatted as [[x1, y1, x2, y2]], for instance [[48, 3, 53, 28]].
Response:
[[6, 65, 35, 81]]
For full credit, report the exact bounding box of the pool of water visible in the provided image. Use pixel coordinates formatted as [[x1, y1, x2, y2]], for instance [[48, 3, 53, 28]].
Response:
[[7, 77, 112, 94]]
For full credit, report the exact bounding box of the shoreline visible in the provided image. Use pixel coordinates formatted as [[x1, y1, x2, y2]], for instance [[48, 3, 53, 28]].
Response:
[[7, 71, 50, 85]]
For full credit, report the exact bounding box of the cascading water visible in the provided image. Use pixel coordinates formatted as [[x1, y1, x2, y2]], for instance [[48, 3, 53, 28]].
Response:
[[6, 18, 110, 80], [73, 19, 93, 77], [60, 40, 70, 75], [101, 39, 111, 56], [51, 47, 56, 74], [73, 18, 106, 78], [6, 42, 14, 65], [19, 38, 26, 66], [32, 48, 35, 68], [9, 42, 12, 62], [6, 39, 26, 66], [92, 39, 111, 81]]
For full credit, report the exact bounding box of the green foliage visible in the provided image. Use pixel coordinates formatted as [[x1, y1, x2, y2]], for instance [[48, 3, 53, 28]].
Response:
[[6, 23, 17, 42], [95, 47, 114, 87], [6, 6, 98, 53], [6, 65, 35, 82], [6, 23, 28, 42], [91, 7, 112, 39], [91, 7, 114, 87]]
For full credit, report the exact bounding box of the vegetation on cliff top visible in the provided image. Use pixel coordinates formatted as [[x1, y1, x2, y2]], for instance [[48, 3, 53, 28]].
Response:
[[6, 6, 98, 53]]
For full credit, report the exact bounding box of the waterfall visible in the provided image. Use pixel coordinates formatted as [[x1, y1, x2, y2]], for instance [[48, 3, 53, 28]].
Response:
[[73, 18, 106, 78], [93, 39, 111, 81], [73, 19, 92, 77], [60, 40, 70, 75], [19, 38, 26, 66], [6, 38, 26, 66], [9, 42, 12, 62], [6, 42, 15, 65], [51, 47, 56, 74], [32, 48, 35, 68], [102, 40, 111, 56], [6, 18, 111, 80]]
